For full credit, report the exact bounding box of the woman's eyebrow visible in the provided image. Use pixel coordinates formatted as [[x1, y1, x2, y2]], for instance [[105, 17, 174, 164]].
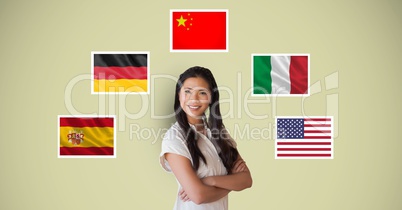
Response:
[[183, 87, 209, 90]]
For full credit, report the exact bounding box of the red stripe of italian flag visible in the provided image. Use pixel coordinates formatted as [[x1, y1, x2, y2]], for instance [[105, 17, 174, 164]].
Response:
[[253, 55, 308, 94]]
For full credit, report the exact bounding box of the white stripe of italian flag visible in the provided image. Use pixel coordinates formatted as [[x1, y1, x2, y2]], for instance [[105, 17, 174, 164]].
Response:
[[253, 55, 308, 94]]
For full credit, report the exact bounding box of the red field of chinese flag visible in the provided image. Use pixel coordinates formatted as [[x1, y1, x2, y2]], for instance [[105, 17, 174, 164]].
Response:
[[171, 10, 227, 51]]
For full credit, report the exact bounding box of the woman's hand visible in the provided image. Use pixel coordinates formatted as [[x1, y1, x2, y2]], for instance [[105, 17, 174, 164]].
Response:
[[179, 188, 191, 202], [231, 159, 248, 174], [165, 153, 231, 204], [178, 156, 251, 201], [200, 158, 248, 188]]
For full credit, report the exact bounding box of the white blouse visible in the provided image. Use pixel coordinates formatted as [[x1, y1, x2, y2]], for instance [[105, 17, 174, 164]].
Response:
[[160, 122, 236, 210]]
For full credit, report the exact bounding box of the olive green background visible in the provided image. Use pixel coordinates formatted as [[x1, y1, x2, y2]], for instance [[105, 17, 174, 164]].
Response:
[[1, 0, 401, 209]]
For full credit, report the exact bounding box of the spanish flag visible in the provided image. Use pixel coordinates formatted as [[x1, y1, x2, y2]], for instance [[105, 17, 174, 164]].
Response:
[[92, 52, 148, 93], [59, 116, 115, 157]]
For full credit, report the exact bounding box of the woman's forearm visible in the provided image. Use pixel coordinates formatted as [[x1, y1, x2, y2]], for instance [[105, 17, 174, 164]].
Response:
[[166, 153, 231, 205], [205, 171, 253, 191], [192, 185, 231, 204], [203, 155, 253, 191]]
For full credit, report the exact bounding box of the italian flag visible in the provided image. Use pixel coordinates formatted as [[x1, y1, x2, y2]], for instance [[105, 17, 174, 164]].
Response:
[[253, 55, 309, 95]]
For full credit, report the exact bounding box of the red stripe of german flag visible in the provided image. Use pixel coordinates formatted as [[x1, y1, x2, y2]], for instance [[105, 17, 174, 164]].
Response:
[[94, 66, 148, 80]]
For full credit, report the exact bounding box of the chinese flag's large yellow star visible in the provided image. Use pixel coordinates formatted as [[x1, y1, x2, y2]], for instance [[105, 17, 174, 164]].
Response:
[[176, 15, 187, 27]]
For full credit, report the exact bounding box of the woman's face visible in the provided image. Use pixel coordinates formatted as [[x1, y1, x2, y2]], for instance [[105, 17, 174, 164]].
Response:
[[179, 77, 211, 124]]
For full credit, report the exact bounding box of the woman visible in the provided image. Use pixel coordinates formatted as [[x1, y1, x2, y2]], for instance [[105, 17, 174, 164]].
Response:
[[160, 66, 252, 210]]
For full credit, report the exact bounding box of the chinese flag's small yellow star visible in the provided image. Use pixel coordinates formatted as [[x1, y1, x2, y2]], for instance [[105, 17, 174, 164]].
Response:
[[176, 15, 187, 27]]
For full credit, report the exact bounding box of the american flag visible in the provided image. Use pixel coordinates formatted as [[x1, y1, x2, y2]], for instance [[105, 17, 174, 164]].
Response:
[[275, 117, 333, 159]]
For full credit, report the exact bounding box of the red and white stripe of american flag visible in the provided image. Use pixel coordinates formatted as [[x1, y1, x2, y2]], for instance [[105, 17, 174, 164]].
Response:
[[275, 116, 333, 159]]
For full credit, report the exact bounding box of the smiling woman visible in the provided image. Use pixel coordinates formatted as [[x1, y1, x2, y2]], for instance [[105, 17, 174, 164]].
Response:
[[179, 77, 211, 124], [160, 66, 252, 210]]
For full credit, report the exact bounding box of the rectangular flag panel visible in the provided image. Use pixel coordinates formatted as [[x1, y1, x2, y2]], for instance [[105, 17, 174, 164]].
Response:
[[275, 116, 333, 159], [170, 9, 228, 52], [58, 115, 116, 158], [91, 51, 149, 94], [252, 54, 309, 96]]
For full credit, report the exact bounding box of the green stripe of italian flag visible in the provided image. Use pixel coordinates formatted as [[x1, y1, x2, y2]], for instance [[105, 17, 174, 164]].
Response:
[[253, 55, 309, 95]]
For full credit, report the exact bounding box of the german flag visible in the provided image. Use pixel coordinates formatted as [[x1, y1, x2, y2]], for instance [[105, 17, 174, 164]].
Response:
[[59, 116, 115, 157], [92, 52, 148, 93]]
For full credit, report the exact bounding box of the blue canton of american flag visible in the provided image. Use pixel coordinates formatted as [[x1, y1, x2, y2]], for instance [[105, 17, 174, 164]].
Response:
[[277, 119, 305, 139], [275, 117, 333, 159]]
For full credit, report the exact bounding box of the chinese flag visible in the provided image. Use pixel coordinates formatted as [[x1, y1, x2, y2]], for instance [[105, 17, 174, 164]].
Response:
[[171, 10, 228, 51]]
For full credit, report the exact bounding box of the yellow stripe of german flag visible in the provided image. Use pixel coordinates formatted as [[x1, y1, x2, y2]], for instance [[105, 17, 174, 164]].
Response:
[[94, 79, 147, 92]]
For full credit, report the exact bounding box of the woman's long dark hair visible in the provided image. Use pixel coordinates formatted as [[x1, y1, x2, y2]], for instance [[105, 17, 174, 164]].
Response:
[[174, 66, 239, 173]]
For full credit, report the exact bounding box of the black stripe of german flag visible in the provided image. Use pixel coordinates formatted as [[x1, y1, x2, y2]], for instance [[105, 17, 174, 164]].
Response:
[[94, 54, 148, 80]]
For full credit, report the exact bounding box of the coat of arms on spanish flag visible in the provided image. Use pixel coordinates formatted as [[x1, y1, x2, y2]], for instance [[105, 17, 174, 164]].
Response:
[[58, 116, 116, 158], [91, 51, 149, 94]]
